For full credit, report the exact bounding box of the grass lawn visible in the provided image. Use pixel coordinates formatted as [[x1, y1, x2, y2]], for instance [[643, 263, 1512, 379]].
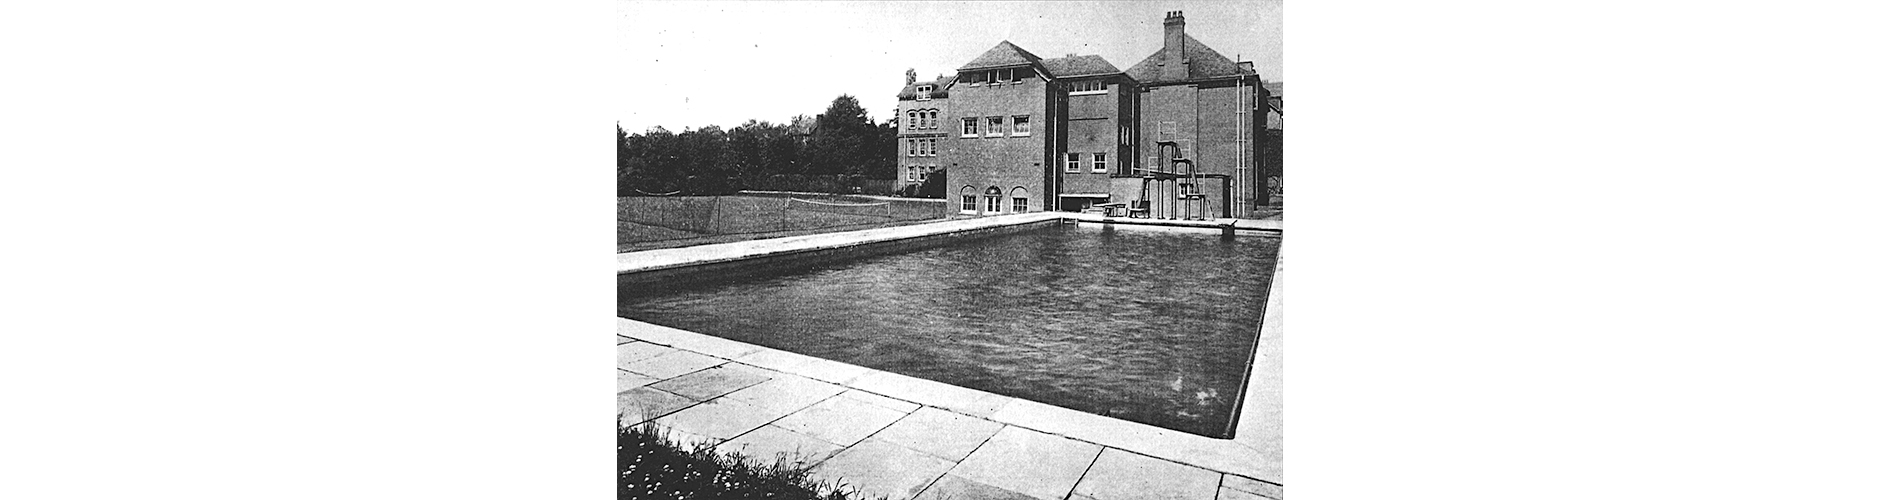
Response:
[[617, 195, 948, 252]]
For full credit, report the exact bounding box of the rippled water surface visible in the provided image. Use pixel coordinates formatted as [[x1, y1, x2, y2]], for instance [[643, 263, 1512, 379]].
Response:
[[617, 224, 1279, 438]]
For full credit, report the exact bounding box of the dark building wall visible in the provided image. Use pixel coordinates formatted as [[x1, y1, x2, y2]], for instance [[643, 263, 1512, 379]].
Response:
[[1133, 79, 1261, 217], [944, 74, 1051, 217], [1059, 80, 1123, 199], [1138, 84, 1200, 172]]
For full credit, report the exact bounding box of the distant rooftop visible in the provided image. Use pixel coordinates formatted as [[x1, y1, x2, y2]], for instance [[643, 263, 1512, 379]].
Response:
[[1041, 54, 1122, 78], [896, 74, 957, 99], [958, 41, 1042, 70], [1125, 34, 1256, 83]]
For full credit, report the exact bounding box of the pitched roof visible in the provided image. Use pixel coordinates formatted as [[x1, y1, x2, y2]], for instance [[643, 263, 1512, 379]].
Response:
[[1264, 81, 1282, 97], [1125, 34, 1256, 84], [1041, 54, 1122, 78], [957, 41, 1042, 70], [895, 74, 957, 99]]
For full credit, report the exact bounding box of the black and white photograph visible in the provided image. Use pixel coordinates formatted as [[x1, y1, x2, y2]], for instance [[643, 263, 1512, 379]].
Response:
[[616, 1, 1282, 498], [11, 1, 1900, 499]]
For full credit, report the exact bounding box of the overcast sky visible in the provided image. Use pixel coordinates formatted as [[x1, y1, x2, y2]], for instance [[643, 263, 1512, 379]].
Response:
[[618, 0, 1281, 133]]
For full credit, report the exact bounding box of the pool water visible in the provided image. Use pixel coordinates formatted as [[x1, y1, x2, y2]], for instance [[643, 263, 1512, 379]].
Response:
[[617, 224, 1279, 438]]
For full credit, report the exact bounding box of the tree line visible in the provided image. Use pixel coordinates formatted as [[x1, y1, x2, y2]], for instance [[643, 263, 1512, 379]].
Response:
[[618, 95, 909, 197]]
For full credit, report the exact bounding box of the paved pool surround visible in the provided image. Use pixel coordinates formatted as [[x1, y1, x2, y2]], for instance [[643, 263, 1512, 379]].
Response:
[[617, 214, 1283, 499]]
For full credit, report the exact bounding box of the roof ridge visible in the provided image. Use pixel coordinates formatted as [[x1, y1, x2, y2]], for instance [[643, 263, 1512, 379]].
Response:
[[957, 40, 1044, 70]]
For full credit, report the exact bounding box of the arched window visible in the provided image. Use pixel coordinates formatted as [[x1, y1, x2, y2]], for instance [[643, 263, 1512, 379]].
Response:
[[959, 186, 978, 214], [928, 110, 938, 129], [983, 186, 1003, 214], [1009, 187, 1029, 213], [907, 111, 916, 130]]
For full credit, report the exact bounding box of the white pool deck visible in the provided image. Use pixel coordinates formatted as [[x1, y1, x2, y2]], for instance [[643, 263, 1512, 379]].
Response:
[[618, 212, 1280, 275], [617, 214, 1283, 500]]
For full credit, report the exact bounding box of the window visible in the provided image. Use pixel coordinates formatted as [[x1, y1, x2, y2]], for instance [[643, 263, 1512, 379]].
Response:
[[1065, 153, 1080, 173], [907, 139, 915, 157], [1011, 116, 1030, 137], [916, 85, 932, 100], [962, 118, 978, 137], [928, 138, 937, 156], [986, 117, 1005, 137], [1120, 125, 1131, 146], [907, 111, 916, 130], [928, 110, 938, 129], [1092, 153, 1107, 173], [960, 186, 978, 214], [1010, 187, 1029, 213], [1068, 80, 1106, 94], [983, 186, 1003, 214]]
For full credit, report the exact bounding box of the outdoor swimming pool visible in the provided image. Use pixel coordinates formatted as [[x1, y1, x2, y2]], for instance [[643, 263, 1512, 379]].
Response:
[[617, 223, 1279, 438]]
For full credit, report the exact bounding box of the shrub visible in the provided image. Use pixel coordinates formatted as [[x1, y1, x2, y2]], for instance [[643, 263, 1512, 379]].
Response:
[[619, 422, 884, 500]]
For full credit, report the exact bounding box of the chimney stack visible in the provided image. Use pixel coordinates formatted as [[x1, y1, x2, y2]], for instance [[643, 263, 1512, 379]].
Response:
[[1162, 10, 1188, 80]]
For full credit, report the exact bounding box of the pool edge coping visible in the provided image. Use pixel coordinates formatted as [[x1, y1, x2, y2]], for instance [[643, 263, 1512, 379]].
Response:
[[618, 212, 1067, 275]]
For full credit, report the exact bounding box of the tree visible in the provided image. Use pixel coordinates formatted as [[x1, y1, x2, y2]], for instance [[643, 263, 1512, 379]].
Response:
[[810, 95, 877, 177]]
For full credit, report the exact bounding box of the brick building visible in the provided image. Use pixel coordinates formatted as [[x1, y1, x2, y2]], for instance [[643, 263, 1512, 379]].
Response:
[[896, 75, 954, 190], [895, 10, 1278, 219]]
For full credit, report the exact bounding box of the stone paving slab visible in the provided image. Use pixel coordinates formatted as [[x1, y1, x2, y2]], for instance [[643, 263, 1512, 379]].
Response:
[[1070, 447, 1223, 500], [736, 348, 874, 385], [1216, 486, 1275, 500], [615, 341, 671, 368], [615, 316, 1287, 497], [617, 369, 658, 392], [654, 397, 783, 441], [720, 372, 844, 415], [715, 423, 844, 469], [1232, 253, 1284, 483], [1220, 475, 1282, 499], [808, 438, 958, 500], [847, 369, 1012, 418], [870, 407, 1005, 462], [913, 473, 1039, 500], [647, 363, 774, 402], [620, 320, 765, 360], [613, 319, 1287, 498], [772, 392, 913, 447], [838, 388, 921, 413], [944, 426, 1103, 500], [988, 397, 1270, 481], [621, 348, 724, 380], [617, 387, 696, 424]]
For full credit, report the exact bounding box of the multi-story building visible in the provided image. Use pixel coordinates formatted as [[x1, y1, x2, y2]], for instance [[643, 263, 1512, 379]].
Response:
[[896, 75, 953, 190], [896, 10, 1277, 219]]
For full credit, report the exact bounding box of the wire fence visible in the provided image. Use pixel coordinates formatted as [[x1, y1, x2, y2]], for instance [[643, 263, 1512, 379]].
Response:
[[618, 195, 947, 246]]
